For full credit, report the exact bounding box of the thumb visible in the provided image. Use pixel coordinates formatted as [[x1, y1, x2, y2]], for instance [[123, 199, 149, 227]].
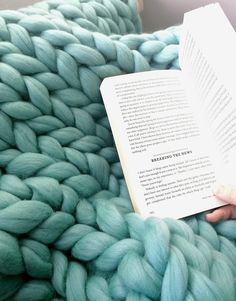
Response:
[[213, 184, 236, 205]]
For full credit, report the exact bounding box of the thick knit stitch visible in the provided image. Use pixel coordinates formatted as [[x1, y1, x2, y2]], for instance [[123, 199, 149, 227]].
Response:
[[0, 0, 235, 300]]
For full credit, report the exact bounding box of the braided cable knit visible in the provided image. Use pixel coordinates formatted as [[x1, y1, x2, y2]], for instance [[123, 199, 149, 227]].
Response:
[[18, 0, 142, 35], [0, 0, 235, 300]]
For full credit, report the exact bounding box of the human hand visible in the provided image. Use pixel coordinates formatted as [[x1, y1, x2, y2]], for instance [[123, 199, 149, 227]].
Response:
[[206, 184, 236, 222]]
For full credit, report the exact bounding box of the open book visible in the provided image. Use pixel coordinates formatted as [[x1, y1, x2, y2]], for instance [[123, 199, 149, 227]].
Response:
[[100, 3, 236, 219]]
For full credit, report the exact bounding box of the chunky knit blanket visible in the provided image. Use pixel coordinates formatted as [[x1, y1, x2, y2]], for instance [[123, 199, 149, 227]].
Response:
[[0, 1, 235, 300]]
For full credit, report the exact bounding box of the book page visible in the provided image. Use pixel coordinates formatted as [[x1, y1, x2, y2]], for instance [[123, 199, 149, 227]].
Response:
[[179, 3, 236, 184], [101, 70, 224, 219]]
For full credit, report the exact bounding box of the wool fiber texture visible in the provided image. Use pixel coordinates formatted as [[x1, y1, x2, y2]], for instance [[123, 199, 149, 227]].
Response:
[[0, 0, 235, 300]]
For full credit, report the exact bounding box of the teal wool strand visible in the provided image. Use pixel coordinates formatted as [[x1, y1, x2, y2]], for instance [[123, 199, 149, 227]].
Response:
[[0, 0, 235, 300]]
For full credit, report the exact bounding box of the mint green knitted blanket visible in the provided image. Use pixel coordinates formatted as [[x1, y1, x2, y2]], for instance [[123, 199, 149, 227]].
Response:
[[0, 1, 235, 300]]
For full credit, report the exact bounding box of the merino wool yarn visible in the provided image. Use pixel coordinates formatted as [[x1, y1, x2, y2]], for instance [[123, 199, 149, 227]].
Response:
[[0, 0, 235, 300]]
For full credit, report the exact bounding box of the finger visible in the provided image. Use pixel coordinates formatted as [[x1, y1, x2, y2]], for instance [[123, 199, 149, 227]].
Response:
[[206, 205, 236, 222], [213, 184, 236, 205], [136, 0, 143, 13], [206, 209, 226, 223]]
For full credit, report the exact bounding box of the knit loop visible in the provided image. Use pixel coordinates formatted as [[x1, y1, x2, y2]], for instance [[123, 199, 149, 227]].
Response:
[[0, 230, 24, 275], [20, 239, 52, 278]]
